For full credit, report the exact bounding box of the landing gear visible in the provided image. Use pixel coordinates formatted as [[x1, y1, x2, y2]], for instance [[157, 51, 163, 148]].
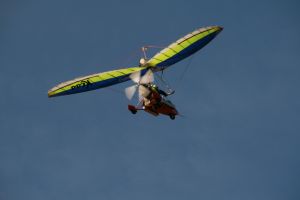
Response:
[[128, 105, 137, 114], [130, 109, 137, 114], [169, 115, 175, 120]]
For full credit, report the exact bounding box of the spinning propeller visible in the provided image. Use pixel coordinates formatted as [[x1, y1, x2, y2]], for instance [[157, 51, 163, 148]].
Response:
[[125, 70, 154, 101]]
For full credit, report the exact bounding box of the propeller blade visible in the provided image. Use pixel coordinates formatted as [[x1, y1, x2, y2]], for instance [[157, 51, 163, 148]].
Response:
[[127, 69, 153, 101], [138, 85, 150, 101], [125, 85, 137, 100], [129, 71, 141, 83], [140, 70, 154, 84]]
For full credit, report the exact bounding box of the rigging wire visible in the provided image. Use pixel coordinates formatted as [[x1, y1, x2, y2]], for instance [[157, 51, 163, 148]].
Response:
[[174, 55, 195, 90], [106, 45, 165, 100], [106, 45, 194, 101], [154, 71, 173, 93], [141, 45, 165, 59], [143, 45, 165, 49], [153, 55, 195, 92]]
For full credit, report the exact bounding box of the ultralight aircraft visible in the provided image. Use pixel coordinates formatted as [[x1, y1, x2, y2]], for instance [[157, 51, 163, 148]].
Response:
[[48, 26, 223, 119]]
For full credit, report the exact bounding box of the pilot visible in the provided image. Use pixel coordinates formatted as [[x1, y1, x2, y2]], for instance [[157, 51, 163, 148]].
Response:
[[150, 84, 175, 97], [150, 84, 168, 97], [142, 83, 174, 107]]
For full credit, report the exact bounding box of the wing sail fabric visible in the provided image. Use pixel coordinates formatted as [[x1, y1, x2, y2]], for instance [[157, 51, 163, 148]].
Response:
[[48, 26, 223, 98], [48, 66, 148, 97], [146, 26, 223, 69]]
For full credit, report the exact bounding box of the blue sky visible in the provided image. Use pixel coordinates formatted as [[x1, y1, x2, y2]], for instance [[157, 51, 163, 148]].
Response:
[[1, 0, 299, 199]]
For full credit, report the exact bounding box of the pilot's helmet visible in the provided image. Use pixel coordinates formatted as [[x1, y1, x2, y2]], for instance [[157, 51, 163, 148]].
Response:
[[151, 84, 158, 89]]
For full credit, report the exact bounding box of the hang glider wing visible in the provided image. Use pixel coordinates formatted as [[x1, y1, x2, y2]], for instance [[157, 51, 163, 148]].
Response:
[[48, 66, 148, 97], [146, 26, 223, 69]]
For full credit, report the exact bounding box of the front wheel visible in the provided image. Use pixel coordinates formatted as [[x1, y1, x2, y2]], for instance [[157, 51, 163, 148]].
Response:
[[130, 110, 137, 114], [169, 115, 175, 120], [128, 105, 137, 114]]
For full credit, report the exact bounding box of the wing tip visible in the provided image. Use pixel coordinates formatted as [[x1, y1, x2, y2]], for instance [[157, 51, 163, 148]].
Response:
[[47, 87, 59, 98], [47, 91, 55, 98]]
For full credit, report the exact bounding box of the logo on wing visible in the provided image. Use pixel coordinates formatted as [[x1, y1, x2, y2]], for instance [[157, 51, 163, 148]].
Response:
[[71, 80, 92, 90]]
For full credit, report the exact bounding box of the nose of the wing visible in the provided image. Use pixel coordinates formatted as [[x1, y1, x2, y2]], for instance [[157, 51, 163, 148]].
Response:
[[216, 26, 223, 33]]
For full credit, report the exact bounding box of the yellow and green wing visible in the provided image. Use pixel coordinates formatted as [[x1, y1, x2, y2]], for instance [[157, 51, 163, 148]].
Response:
[[48, 26, 223, 98], [146, 26, 223, 69], [48, 66, 148, 97]]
